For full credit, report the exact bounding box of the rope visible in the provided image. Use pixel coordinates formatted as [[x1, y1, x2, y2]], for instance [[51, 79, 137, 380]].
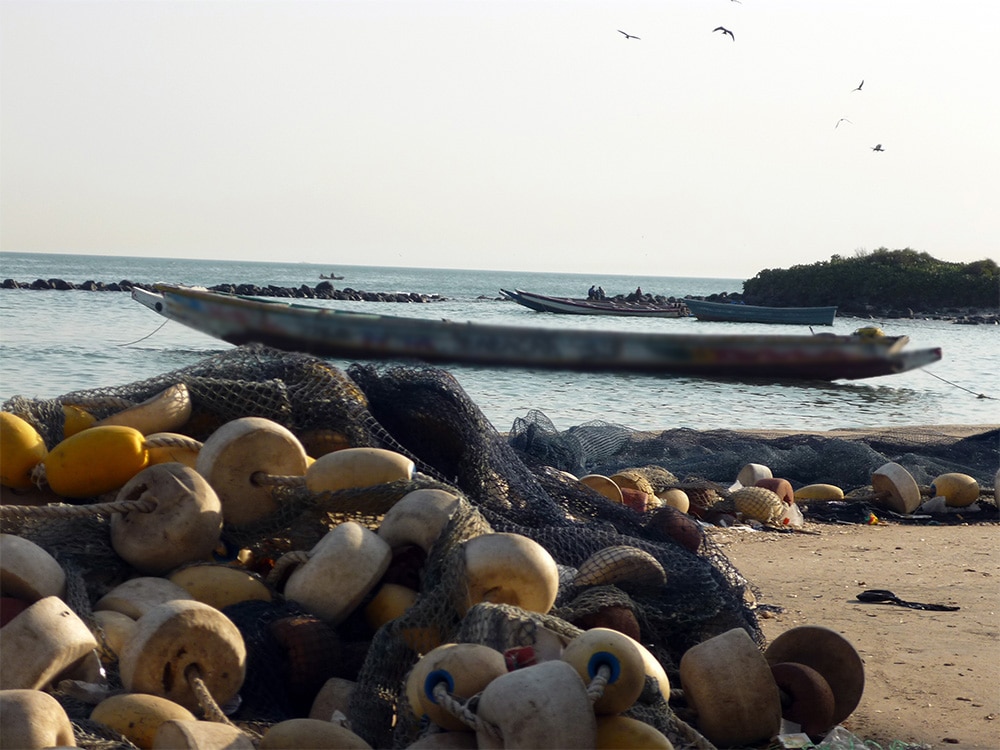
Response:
[[116, 318, 170, 346], [145, 434, 204, 451], [251, 471, 306, 488], [586, 663, 611, 704], [0, 496, 156, 521], [266, 549, 312, 587], [431, 682, 503, 742], [923, 369, 998, 400], [185, 664, 239, 728]]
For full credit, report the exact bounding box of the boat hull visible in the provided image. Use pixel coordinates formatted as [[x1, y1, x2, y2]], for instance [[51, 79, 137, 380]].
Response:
[[503, 289, 689, 318], [133, 285, 940, 382], [685, 298, 837, 326]]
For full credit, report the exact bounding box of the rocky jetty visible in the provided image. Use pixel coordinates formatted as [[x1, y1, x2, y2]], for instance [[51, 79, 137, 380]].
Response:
[[0, 278, 446, 303]]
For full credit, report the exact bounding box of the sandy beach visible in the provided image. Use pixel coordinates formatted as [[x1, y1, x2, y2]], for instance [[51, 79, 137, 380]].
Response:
[[711, 520, 999, 750]]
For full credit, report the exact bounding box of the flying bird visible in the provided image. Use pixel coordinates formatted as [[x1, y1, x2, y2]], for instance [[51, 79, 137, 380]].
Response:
[[713, 26, 735, 40], [852, 79, 864, 92], [871, 144, 885, 152], [835, 118, 853, 128], [618, 29, 640, 40]]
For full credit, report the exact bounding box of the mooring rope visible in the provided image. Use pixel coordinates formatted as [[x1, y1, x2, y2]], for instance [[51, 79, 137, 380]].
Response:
[[116, 318, 170, 347], [923, 369, 997, 400]]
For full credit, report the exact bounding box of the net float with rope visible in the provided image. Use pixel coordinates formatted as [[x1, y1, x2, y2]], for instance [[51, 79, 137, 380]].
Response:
[[195, 416, 415, 526], [3, 461, 223, 576]]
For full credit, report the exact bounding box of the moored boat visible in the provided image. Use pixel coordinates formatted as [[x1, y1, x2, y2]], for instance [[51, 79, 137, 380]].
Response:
[[502, 289, 689, 318], [684, 298, 837, 326], [133, 284, 941, 382]]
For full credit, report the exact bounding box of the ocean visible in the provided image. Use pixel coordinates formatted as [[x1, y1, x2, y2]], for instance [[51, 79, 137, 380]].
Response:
[[1, 251, 998, 433]]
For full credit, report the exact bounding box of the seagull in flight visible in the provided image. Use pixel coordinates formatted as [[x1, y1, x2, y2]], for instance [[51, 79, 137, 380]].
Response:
[[618, 29, 640, 40], [713, 26, 735, 40], [852, 79, 864, 92], [871, 143, 885, 152], [835, 118, 853, 128]]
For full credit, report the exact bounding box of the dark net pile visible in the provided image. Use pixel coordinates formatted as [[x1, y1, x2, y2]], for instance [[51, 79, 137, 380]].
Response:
[[5, 344, 993, 748]]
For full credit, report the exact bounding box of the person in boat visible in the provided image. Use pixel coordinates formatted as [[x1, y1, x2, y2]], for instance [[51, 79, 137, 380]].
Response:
[[596, 286, 606, 299], [588, 285, 597, 299]]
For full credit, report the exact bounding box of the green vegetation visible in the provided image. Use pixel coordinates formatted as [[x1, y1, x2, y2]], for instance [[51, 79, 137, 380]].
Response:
[[742, 248, 999, 313]]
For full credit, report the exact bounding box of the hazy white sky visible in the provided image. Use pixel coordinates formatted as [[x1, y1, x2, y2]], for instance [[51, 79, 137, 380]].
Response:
[[1, 0, 997, 278]]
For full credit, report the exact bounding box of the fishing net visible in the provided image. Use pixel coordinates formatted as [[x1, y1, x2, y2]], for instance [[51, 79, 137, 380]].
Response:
[[2, 343, 995, 749]]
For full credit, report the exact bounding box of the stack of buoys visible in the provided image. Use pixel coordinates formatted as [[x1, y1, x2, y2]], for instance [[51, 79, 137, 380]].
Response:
[[403, 627, 675, 749], [1, 384, 990, 750], [679, 624, 865, 745]]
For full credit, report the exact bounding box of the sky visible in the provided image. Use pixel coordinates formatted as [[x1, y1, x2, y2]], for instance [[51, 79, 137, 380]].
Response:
[[1, 0, 998, 279]]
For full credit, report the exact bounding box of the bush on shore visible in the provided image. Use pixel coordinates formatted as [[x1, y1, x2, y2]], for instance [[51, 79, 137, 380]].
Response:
[[741, 248, 999, 314]]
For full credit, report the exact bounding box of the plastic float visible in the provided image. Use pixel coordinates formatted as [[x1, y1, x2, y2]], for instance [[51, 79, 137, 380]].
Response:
[[0, 689, 77, 749]]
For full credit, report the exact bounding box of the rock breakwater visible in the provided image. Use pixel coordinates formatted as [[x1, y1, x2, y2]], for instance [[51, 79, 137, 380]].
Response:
[[0, 278, 446, 303]]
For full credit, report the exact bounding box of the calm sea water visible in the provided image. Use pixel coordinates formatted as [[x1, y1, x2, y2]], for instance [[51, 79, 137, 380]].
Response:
[[1, 252, 998, 432]]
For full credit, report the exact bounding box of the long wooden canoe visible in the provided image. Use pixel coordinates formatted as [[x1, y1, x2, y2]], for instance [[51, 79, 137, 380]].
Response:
[[685, 297, 838, 325], [502, 288, 689, 318], [133, 285, 941, 381]]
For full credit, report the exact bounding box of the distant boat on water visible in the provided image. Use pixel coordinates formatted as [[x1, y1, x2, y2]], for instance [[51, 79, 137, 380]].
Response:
[[319, 272, 344, 280], [502, 289, 689, 318], [685, 298, 837, 326]]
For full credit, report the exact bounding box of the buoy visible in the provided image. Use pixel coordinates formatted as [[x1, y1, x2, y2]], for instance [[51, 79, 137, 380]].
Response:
[[93, 609, 137, 663], [679, 627, 782, 747], [62, 403, 97, 438], [656, 488, 689, 513], [364, 582, 418, 632], [94, 576, 193, 620], [305, 446, 415, 493], [579, 474, 624, 504], [474, 659, 598, 749], [0, 412, 47, 490], [145, 432, 201, 469], [110, 463, 223, 575], [404, 643, 508, 731], [755, 477, 795, 505], [195, 417, 309, 526], [0, 533, 66, 602], [764, 625, 864, 727], [793, 483, 845, 501], [0, 596, 99, 690], [258, 718, 372, 749], [95, 383, 192, 436], [737, 463, 772, 487], [0, 689, 77, 749], [37, 425, 151, 498], [456, 532, 559, 616], [119, 599, 247, 713], [309, 677, 356, 722], [377, 488, 461, 553], [573, 545, 666, 589], [282, 521, 392, 624], [645, 506, 703, 554], [168, 563, 273, 611], [770, 661, 836, 738], [595, 715, 674, 749], [853, 326, 885, 339], [153, 719, 255, 749], [732, 486, 785, 524], [871, 462, 921, 514], [561, 627, 647, 714], [90, 693, 197, 749], [930, 472, 980, 508]]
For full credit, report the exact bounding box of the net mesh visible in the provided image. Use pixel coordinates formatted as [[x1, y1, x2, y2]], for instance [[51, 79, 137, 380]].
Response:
[[2, 344, 995, 749]]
